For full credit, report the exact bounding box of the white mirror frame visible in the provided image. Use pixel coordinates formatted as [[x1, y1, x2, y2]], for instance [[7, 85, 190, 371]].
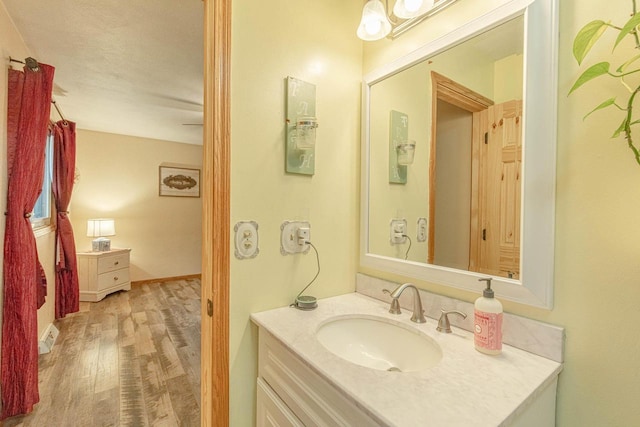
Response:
[[360, 0, 558, 308]]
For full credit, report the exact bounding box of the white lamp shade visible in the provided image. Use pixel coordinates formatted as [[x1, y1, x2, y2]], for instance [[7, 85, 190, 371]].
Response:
[[392, 0, 435, 19], [357, 0, 392, 41], [86, 218, 116, 237]]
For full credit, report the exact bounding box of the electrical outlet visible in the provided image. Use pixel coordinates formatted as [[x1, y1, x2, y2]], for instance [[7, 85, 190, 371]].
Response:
[[281, 221, 311, 255], [390, 219, 407, 245], [297, 227, 310, 247], [417, 217, 427, 242], [234, 221, 259, 259]]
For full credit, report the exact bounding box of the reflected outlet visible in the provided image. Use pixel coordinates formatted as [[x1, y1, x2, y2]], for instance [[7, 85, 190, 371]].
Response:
[[390, 219, 407, 245]]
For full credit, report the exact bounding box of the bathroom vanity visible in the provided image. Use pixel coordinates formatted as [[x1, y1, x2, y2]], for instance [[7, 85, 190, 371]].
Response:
[[252, 292, 562, 426]]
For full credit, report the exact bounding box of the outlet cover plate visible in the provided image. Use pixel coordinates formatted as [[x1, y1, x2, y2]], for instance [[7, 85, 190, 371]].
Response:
[[281, 220, 310, 255], [390, 218, 407, 245], [417, 217, 427, 242], [234, 221, 259, 259]]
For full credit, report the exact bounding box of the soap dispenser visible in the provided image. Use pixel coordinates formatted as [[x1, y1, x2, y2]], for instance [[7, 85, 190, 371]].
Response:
[[474, 278, 503, 355]]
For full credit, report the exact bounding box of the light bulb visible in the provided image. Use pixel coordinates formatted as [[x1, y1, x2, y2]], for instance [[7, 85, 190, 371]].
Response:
[[404, 0, 422, 13], [357, 0, 392, 41], [365, 19, 382, 35], [392, 0, 434, 19]]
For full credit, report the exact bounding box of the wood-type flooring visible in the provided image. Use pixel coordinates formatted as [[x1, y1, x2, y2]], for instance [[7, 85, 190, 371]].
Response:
[[3, 278, 201, 427]]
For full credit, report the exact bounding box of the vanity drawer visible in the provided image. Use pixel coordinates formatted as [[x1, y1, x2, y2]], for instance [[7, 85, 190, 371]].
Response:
[[258, 329, 383, 427], [257, 378, 304, 427], [97, 268, 130, 288], [97, 252, 130, 274]]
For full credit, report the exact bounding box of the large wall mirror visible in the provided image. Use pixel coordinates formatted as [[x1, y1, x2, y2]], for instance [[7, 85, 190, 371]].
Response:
[[360, 0, 558, 308]]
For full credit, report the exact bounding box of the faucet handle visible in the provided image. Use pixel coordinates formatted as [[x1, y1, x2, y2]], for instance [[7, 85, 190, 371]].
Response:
[[436, 309, 467, 333], [382, 289, 402, 315]]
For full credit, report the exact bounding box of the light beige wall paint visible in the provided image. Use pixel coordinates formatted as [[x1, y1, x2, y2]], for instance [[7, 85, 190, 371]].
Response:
[[362, 0, 640, 425], [230, 0, 362, 425], [70, 130, 202, 281], [369, 61, 431, 262], [0, 1, 57, 340], [493, 54, 523, 103]]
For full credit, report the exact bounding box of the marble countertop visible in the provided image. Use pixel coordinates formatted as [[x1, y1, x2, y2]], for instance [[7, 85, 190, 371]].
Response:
[[251, 292, 563, 427]]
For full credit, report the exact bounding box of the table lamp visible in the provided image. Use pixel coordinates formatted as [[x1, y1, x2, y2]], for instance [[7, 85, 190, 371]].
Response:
[[87, 218, 116, 252]]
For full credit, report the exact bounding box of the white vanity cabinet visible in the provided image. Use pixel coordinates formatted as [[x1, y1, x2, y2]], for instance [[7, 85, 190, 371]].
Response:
[[253, 293, 563, 427], [77, 248, 131, 302], [257, 328, 383, 427]]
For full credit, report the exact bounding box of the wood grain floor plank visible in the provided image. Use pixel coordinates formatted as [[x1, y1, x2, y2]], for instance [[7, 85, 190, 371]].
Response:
[[119, 344, 148, 427], [165, 374, 200, 426], [2, 278, 201, 427]]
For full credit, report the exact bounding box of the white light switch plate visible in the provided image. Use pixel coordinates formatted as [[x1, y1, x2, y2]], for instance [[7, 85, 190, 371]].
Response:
[[417, 217, 427, 242]]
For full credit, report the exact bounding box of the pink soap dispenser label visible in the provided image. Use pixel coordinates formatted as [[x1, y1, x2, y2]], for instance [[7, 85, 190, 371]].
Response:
[[474, 310, 503, 351]]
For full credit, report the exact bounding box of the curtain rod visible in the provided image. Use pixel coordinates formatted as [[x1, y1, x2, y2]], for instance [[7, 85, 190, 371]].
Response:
[[9, 56, 39, 71], [51, 100, 68, 125], [9, 56, 68, 125]]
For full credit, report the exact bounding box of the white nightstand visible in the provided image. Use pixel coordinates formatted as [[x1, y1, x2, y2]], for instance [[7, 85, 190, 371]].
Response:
[[77, 248, 132, 302]]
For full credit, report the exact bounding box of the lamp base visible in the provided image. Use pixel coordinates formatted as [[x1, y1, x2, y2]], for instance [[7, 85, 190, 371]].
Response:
[[92, 237, 111, 252]]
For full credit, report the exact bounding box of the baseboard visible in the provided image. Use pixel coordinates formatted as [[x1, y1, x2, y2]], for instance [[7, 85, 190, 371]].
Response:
[[131, 274, 201, 286], [38, 323, 60, 355]]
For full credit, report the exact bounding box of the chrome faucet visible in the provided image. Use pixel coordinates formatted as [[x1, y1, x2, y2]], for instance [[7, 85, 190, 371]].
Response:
[[388, 283, 426, 323]]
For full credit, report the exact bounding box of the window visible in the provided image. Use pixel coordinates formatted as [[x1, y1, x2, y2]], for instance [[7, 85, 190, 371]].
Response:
[[31, 132, 53, 229]]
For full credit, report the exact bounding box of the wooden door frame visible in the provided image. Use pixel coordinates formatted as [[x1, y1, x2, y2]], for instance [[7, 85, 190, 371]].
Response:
[[201, 0, 231, 425], [428, 72, 493, 264]]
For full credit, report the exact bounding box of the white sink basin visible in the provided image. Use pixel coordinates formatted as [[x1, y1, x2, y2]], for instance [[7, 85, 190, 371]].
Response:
[[316, 315, 442, 372]]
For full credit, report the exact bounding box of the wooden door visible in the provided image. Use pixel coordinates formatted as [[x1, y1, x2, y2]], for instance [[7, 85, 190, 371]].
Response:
[[473, 100, 522, 279]]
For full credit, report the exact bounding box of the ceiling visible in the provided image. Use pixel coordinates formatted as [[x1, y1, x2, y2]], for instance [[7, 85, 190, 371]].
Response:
[[4, 0, 204, 145]]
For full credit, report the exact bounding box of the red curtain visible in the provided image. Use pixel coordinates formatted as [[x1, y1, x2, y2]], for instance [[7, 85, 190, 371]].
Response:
[[52, 120, 79, 319], [2, 64, 54, 419]]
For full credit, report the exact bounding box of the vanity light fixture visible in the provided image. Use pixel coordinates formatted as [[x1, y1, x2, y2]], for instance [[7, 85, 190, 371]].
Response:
[[357, 0, 457, 41], [393, 0, 434, 19], [357, 0, 392, 41], [87, 218, 116, 252]]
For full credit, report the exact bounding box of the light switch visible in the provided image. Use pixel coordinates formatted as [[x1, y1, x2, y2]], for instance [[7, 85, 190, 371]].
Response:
[[417, 217, 427, 242], [234, 221, 259, 259]]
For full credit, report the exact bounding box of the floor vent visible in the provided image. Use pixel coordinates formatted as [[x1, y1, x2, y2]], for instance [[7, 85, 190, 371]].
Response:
[[38, 324, 60, 355]]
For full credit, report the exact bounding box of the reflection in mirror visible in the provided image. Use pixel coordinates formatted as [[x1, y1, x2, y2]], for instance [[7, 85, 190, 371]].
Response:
[[369, 16, 524, 279], [361, 0, 558, 308]]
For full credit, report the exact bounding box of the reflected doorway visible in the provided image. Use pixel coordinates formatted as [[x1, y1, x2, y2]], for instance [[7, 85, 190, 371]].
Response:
[[429, 72, 521, 279]]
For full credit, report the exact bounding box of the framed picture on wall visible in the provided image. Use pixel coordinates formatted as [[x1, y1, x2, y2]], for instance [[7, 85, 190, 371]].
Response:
[[159, 166, 201, 198]]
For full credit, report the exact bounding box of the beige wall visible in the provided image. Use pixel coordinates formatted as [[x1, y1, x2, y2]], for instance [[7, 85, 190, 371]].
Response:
[[70, 130, 202, 281], [0, 1, 57, 340], [362, 0, 640, 425], [493, 54, 523, 104], [229, 0, 363, 425]]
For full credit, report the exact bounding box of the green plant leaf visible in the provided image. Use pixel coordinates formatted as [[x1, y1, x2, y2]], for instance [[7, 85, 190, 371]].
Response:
[[612, 117, 628, 138], [569, 62, 611, 94], [614, 13, 640, 50], [573, 20, 608, 65], [583, 98, 617, 119], [616, 53, 640, 72]]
